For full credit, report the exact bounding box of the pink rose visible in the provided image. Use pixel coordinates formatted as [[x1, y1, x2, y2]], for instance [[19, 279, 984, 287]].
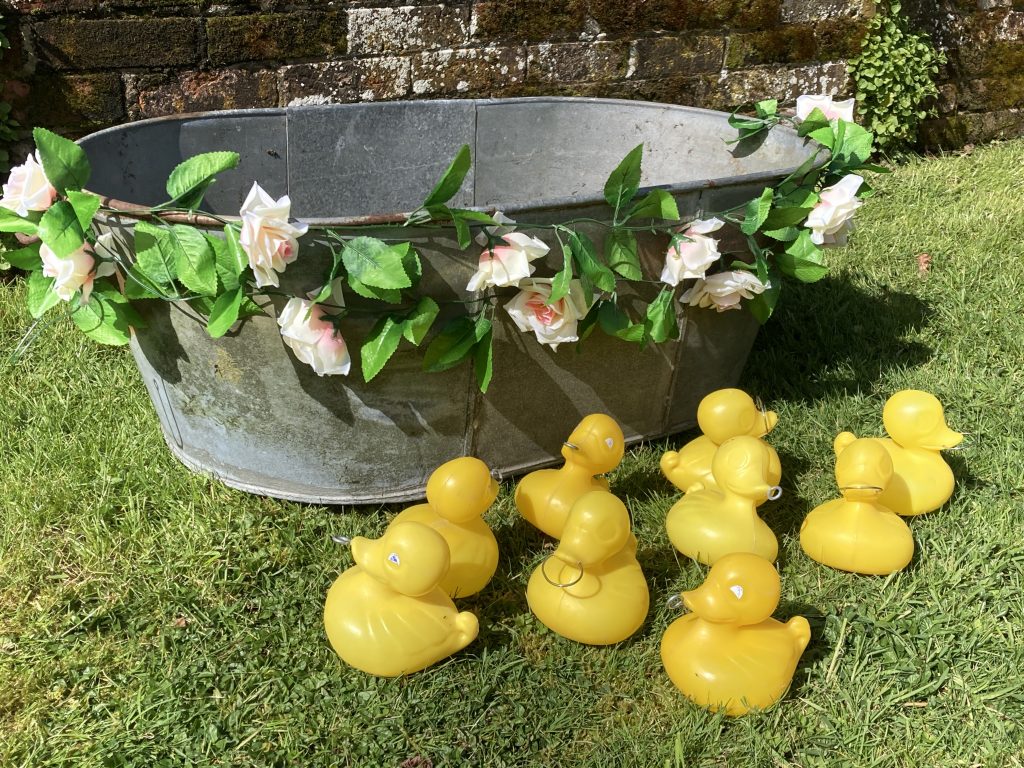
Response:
[[277, 297, 351, 376], [40, 234, 117, 303], [795, 94, 856, 123], [239, 182, 309, 288], [681, 271, 768, 312], [660, 217, 725, 286], [466, 232, 549, 291], [504, 278, 590, 350], [806, 174, 864, 247], [1, 152, 57, 217]]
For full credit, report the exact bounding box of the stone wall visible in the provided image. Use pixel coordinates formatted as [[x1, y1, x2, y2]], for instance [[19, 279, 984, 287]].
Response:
[[0, 0, 1020, 149]]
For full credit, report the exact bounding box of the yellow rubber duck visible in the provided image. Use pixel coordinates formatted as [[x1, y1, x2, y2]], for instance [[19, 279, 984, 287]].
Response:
[[660, 388, 781, 498], [835, 390, 962, 516], [515, 413, 625, 539], [661, 552, 811, 716], [801, 438, 914, 574], [665, 435, 781, 565], [526, 490, 649, 645], [390, 457, 499, 598], [323, 522, 479, 677]]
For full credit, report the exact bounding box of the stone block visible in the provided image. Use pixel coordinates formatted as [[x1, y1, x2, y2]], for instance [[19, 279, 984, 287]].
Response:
[[471, 1, 587, 41], [207, 12, 346, 64], [957, 74, 1024, 109], [632, 35, 725, 78], [278, 60, 359, 105], [124, 68, 278, 120], [357, 55, 411, 100], [725, 27, 816, 68], [703, 61, 851, 110], [22, 72, 124, 133], [526, 41, 629, 83], [411, 46, 525, 96], [348, 5, 469, 54], [33, 18, 200, 69], [813, 18, 869, 60], [781, 0, 872, 23], [919, 108, 1024, 149]]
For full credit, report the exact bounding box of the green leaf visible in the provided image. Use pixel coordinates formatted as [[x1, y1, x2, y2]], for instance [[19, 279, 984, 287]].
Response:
[[205, 286, 244, 338], [38, 201, 85, 258], [603, 143, 644, 213], [213, 225, 249, 291], [832, 123, 875, 168], [568, 230, 615, 304], [747, 268, 781, 324], [123, 265, 165, 299], [170, 225, 217, 296], [4, 242, 42, 270], [238, 296, 265, 320], [474, 325, 494, 393], [740, 188, 774, 236], [0, 207, 38, 234], [754, 99, 778, 119], [776, 230, 828, 282], [549, 244, 574, 304], [133, 221, 179, 288], [70, 289, 135, 345], [402, 296, 440, 346], [643, 289, 678, 343], [423, 315, 488, 372], [361, 315, 404, 382], [27, 270, 61, 318], [796, 107, 830, 137], [598, 300, 643, 343], [808, 125, 836, 149], [452, 212, 472, 249], [606, 229, 641, 281], [342, 237, 412, 290], [67, 190, 101, 233], [347, 276, 402, 304], [165, 151, 240, 209], [33, 126, 90, 194], [626, 188, 679, 221], [423, 145, 471, 208], [761, 205, 814, 231]]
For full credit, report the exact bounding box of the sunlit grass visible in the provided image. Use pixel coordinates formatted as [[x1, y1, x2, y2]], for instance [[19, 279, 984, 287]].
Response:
[[3, 140, 1024, 766]]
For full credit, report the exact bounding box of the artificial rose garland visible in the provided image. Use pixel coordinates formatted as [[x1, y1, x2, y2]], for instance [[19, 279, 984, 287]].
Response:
[[505, 278, 590, 350], [0, 152, 57, 217], [660, 217, 726, 286], [796, 94, 856, 123], [239, 182, 309, 288], [466, 231, 550, 291], [277, 297, 352, 376], [806, 175, 864, 247], [681, 271, 769, 312]]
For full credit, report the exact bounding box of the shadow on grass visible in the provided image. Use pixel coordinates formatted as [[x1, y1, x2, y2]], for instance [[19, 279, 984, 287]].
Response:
[[742, 274, 932, 402]]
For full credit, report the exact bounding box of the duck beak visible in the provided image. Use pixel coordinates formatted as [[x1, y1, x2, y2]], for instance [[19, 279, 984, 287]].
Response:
[[351, 536, 379, 578], [681, 589, 698, 613], [660, 451, 679, 474], [757, 410, 779, 437], [922, 424, 963, 451]]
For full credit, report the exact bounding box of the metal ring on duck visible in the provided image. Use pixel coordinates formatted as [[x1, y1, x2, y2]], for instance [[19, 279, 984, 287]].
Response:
[[331, 535, 352, 546], [540, 555, 585, 588], [563, 441, 579, 451], [767, 485, 783, 501], [666, 594, 685, 611], [838, 485, 884, 492]]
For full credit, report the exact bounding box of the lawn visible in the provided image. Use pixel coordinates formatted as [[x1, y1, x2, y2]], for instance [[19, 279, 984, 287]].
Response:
[[2, 139, 1024, 767]]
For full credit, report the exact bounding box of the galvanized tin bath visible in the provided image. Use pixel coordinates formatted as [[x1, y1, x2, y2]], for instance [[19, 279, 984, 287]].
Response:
[[79, 98, 812, 505]]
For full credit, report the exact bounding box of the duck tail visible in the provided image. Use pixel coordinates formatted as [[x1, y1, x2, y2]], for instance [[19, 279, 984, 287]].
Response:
[[833, 431, 857, 456], [787, 616, 811, 652]]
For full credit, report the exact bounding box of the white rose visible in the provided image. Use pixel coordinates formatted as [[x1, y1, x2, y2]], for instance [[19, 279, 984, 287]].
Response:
[[473, 211, 516, 247], [40, 236, 117, 303], [796, 94, 856, 123], [505, 278, 590, 350], [277, 297, 351, 376], [1, 152, 57, 217], [806, 174, 864, 247], [660, 217, 725, 286], [239, 182, 309, 288], [466, 231, 549, 291], [681, 270, 768, 312]]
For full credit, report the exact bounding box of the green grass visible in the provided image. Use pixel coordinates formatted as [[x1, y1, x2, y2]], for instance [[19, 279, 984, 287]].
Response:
[[3, 140, 1024, 767]]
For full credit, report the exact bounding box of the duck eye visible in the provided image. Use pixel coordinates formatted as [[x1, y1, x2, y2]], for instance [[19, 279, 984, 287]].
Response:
[[729, 585, 744, 599], [387, 552, 401, 567], [605, 437, 615, 449]]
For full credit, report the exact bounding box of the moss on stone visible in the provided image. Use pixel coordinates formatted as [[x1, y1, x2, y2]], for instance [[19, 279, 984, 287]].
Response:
[[815, 18, 869, 60], [474, 0, 587, 41], [206, 12, 346, 65], [725, 27, 816, 68]]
